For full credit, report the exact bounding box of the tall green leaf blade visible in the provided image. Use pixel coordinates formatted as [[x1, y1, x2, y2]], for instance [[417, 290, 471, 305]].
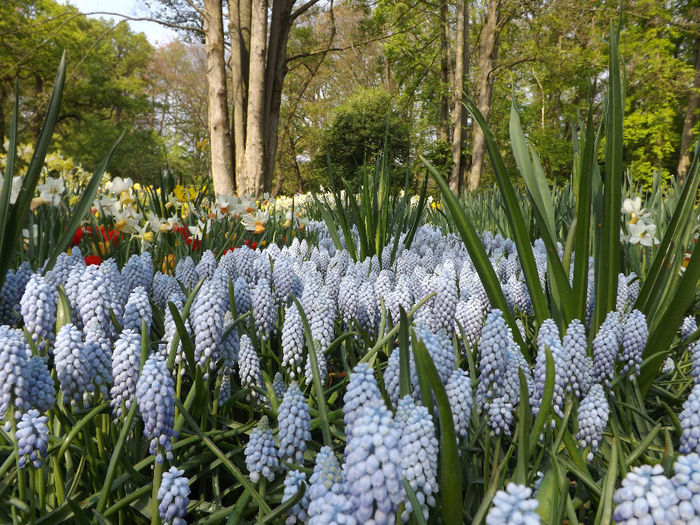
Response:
[[419, 156, 526, 350], [0, 82, 19, 291], [412, 337, 462, 524], [0, 53, 66, 285], [634, 140, 700, 315], [510, 103, 555, 238], [639, 241, 700, 394], [571, 102, 596, 321], [594, 23, 623, 331], [464, 98, 550, 325]]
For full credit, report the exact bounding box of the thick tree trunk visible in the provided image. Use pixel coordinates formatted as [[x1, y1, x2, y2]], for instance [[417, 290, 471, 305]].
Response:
[[438, 0, 450, 144], [449, 0, 469, 195], [203, 0, 234, 195], [262, 0, 295, 194], [678, 36, 700, 182], [228, 0, 252, 189], [242, 0, 268, 196], [467, 0, 500, 191]]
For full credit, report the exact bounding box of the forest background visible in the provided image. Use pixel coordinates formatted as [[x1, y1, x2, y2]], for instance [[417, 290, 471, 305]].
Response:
[[1, 0, 699, 196]]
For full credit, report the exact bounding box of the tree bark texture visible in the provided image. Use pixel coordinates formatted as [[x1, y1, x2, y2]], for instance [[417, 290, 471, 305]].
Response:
[[678, 36, 700, 182], [242, 0, 268, 195], [449, 0, 469, 195], [438, 0, 450, 144], [203, 0, 234, 195], [467, 0, 500, 191], [228, 0, 251, 187]]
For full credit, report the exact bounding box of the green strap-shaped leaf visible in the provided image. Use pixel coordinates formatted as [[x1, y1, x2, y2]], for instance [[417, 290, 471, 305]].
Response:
[[463, 98, 550, 325], [0, 82, 19, 291], [571, 101, 596, 321], [419, 155, 526, 351], [510, 103, 555, 238], [412, 337, 462, 524], [634, 140, 700, 317], [639, 241, 700, 394], [0, 53, 66, 287], [594, 22, 624, 332]]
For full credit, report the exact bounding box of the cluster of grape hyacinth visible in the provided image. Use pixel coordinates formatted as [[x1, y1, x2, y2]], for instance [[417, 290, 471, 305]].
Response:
[[620, 309, 648, 379], [343, 399, 404, 524], [20, 274, 56, 348], [15, 409, 49, 469], [54, 323, 88, 405], [122, 285, 153, 332], [245, 416, 279, 482], [680, 383, 700, 454], [576, 384, 609, 461], [307, 446, 355, 524], [136, 354, 177, 463], [83, 319, 113, 400], [110, 329, 141, 418], [486, 483, 540, 525], [395, 396, 438, 520], [282, 470, 310, 524], [157, 466, 190, 525], [612, 464, 680, 524], [281, 303, 305, 379], [592, 311, 622, 387], [0, 326, 28, 419], [277, 383, 311, 466], [190, 274, 227, 372], [445, 369, 473, 438], [238, 334, 265, 404]]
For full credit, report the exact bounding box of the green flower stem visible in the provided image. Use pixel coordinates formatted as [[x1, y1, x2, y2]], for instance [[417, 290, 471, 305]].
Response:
[[151, 461, 163, 525]]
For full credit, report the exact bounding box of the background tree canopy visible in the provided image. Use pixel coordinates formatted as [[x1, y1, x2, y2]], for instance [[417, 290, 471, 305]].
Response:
[[1, 0, 699, 194]]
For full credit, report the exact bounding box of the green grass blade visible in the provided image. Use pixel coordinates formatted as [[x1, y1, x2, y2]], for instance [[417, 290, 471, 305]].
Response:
[[571, 103, 596, 321], [515, 369, 531, 485], [528, 346, 555, 453], [420, 155, 526, 350], [174, 398, 271, 513], [594, 23, 623, 331], [639, 241, 700, 394], [0, 54, 66, 286], [292, 296, 332, 447], [634, 140, 700, 315], [413, 336, 462, 524], [398, 306, 410, 398], [510, 103, 555, 238], [0, 82, 19, 290], [463, 98, 550, 325]]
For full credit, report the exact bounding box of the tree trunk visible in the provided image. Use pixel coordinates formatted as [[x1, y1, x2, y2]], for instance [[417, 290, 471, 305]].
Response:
[[449, 0, 469, 195], [438, 0, 450, 144], [242, 0, 268, 196], [203, 0, 234, 195], [467, 0, 500, 191], [678, 36, 700, 182], [228, 0, 252, 190], [262, 0, 295, 194]]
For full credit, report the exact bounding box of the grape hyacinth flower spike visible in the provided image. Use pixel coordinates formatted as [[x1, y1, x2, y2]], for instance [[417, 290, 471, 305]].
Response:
[[277, 382, 311, 466], [157, 466, 190, 525], [577, 384, 609, 461], [487, 483, 540, 525], [136, 354, 177, 463], [245, 415, 279, 483], [15, 409, 49, 470]]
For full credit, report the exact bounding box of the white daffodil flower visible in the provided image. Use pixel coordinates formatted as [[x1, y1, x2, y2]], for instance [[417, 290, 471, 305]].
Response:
[[36, 176, 65, 207], [108, 176, 134, 194], [628, 219, 659, 247]]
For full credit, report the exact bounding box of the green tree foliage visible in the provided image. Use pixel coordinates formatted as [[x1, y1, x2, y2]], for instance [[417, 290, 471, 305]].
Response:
[[318, 87, 411, 190], [0, 0, 163, 184]]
